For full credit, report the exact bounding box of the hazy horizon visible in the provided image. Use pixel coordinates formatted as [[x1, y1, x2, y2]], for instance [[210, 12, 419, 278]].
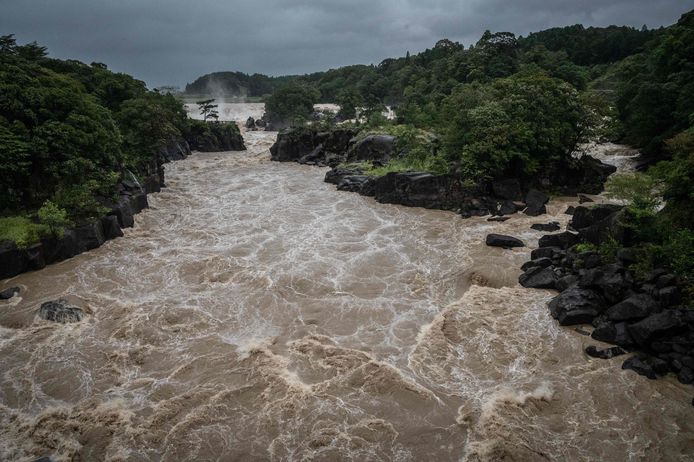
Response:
[[1, 0, 693, 89]]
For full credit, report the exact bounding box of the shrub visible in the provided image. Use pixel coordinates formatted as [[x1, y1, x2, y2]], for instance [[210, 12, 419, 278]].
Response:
[[0, 216, 49, 248], [37, 200, 72, 237]]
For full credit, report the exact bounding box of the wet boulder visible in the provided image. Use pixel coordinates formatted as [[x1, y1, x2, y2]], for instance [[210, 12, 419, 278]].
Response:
[[585, 345, 626, 359], [578, 264, 633, 304], [0, 287, 20, 300], [348, 135, 396, 163], [41, 230, 78, 263], [488, 216, 511, 222], [578, 194, 594, 204], [245, 116, 256, 129], [75, 222, 105, 253], [606, 294, 659, 322], [531, 247, 560, 260], [570, 204, 623, 230], [531, 222, 560, 232], [38, 299, 84, 323], [628, 310, 687, 347], [548, 287, 606, 325], [101, 216, 124, 241], [521, 257, 553, 271], [491, 178, 522, 201], [337, 175, 374, 194], [523, 189, 549, 216], [622, 356, 657, 379], [519, 266, 557, 289], [0, 241, 28, 279], [372, 172, 460, 209], [486, 234, 525, 248], [538, 231, 579, 249], [591, 321, 634, 347]]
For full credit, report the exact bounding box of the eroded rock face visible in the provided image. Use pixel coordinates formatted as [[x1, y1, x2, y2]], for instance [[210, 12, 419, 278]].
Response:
[[38, 299, 84, 323], [548, 288, 607, 326]]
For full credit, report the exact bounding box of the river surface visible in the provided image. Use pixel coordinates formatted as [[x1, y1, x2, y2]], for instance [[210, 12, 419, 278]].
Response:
[[1, 107, 693, 461]]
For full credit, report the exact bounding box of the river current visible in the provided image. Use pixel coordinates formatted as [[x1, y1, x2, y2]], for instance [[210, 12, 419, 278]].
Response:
[[0, 105, 692, 461]]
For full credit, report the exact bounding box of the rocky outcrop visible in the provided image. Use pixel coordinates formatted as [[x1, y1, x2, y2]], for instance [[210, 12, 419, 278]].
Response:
[[38, 299, 83, 323], [270, 127, 617, 219], [187, 122, 246, 152], [517, 203, 694, 390], [1, 137, 193, 281]]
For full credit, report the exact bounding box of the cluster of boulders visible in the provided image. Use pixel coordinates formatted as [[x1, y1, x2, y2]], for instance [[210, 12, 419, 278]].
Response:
[[269, 127, 616, 219], [518, 204, 694, 385], [245, 116, 267, 131]]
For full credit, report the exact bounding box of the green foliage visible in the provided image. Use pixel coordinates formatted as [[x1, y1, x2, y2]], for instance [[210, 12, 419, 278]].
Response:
[[335, 88, 362, 120], [264, 82, 319, 126], [605, 172, 662, 219], [574, 242, 598, 253], [0, 216, 49, 248], [0, 34, 188, 226], [196, 98, 219, 121], [441, 73, 587, 180], [37, 200, 71, 237], [616, 11, 694, 156]]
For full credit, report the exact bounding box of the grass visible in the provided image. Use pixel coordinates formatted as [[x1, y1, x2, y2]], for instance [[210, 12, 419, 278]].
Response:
[[0, 216, 49, 248]]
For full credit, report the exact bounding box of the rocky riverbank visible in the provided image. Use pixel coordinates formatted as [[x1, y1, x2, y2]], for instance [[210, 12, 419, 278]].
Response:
[[269, 126, 616, 218], [0, 124, 246, 281], [518, 204, 694, 387]]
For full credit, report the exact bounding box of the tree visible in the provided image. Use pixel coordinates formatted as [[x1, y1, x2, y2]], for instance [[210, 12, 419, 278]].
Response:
[[264, 82, 319, 127], [335, 88, 363, 120], [197, 98, 219, 122]]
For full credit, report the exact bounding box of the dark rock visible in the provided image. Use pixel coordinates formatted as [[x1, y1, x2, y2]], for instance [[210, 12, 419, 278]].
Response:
[[25, 244, 46, 271], [488, 216, 510, 222], [130, 193, 149, 214], [565, 206, 576, 215], [519, 267, 557, 289], [571, 204, 623, 230], [592, 321, 634, 347], [628, 310, 687, 347], [578, 264, 633, 304], [644, 268, 668, 283], [531, 222, 561, 232], [0, 240, 28, 279], [556, 275, 579, 291], [491, 179, 522, 201], [325, 166, 362, 185], [111, 197, 135, 228], [372, 172, 464, 210], [523, 189, 549, 216], [75, 222, 105, 253], [548, 287, 606, 325], [41, 230, 78, 263], [678, 367, 694, 384], [622, 356, 656, 379], [577, 194, 594, 204], [486, 234, 525, 248], [586, 345, 626, 359], [497, 201, 519, 216], [682, 356, 694, 369], [531, 247, 559, 260], [0, 287, 20, 300], [337, 175, 374, 194], [538, 232, 579, 249], [521, 258, 553, 271], [101, 216, 124, 240], [651, 357, 670, 375], [348, 135, 397, 163], [606, 294, 659, 322], [245, 116, 256, 129], [38, 299, 83, 323]]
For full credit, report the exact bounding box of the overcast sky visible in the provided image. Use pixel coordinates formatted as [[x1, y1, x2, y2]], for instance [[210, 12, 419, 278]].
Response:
[[1, 0, 692, 88]]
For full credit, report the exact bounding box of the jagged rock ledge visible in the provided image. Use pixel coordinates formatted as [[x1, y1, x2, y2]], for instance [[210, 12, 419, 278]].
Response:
[[518, 204, 694, 386], [0, 124, 246, 281], [270, 127, 616, 218]]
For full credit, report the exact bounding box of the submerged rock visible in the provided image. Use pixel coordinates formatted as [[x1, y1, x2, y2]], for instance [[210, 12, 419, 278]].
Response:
[[485, 234, 525, 248], [38, 299, 84, 323], [0, 286, 20, 300], [519, 267, 557, 289], [524, 189, 549, 216], [622, 356, 657, 379], [531, 222, 560, 232], [586, 345, 626, 359]]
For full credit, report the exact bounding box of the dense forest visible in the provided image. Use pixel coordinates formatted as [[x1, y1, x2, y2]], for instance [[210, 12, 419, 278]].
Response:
[[0, 35, 241, 248]]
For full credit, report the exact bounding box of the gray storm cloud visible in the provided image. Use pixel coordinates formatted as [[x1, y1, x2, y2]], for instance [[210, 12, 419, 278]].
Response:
[[0, 0, 692, 88]]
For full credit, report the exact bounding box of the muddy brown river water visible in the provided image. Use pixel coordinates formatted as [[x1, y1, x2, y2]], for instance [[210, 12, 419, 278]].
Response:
[[1, 125, 693, 461]]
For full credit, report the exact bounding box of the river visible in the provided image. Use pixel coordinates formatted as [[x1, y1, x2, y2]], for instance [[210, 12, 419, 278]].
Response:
[[0, 105, 692, 461]]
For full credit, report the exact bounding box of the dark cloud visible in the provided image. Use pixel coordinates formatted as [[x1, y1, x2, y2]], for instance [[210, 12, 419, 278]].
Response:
[[1, 0, 692, 88]]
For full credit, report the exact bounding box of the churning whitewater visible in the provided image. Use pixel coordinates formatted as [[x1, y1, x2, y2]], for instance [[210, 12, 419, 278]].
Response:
[[0, 110, 693, 461]]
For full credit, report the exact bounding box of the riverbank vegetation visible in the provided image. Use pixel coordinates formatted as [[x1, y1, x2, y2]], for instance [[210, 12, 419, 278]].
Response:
[[0, 34, 242, 248]]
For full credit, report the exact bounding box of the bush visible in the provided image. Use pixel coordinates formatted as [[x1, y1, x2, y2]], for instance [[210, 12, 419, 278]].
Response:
[[0, 216, 49, 248], [264, 82, 319, 127], [37, 200, 72, 237]]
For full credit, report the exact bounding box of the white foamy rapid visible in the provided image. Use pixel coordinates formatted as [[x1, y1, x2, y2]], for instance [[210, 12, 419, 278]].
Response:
[[0, 106, 692, 461]]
